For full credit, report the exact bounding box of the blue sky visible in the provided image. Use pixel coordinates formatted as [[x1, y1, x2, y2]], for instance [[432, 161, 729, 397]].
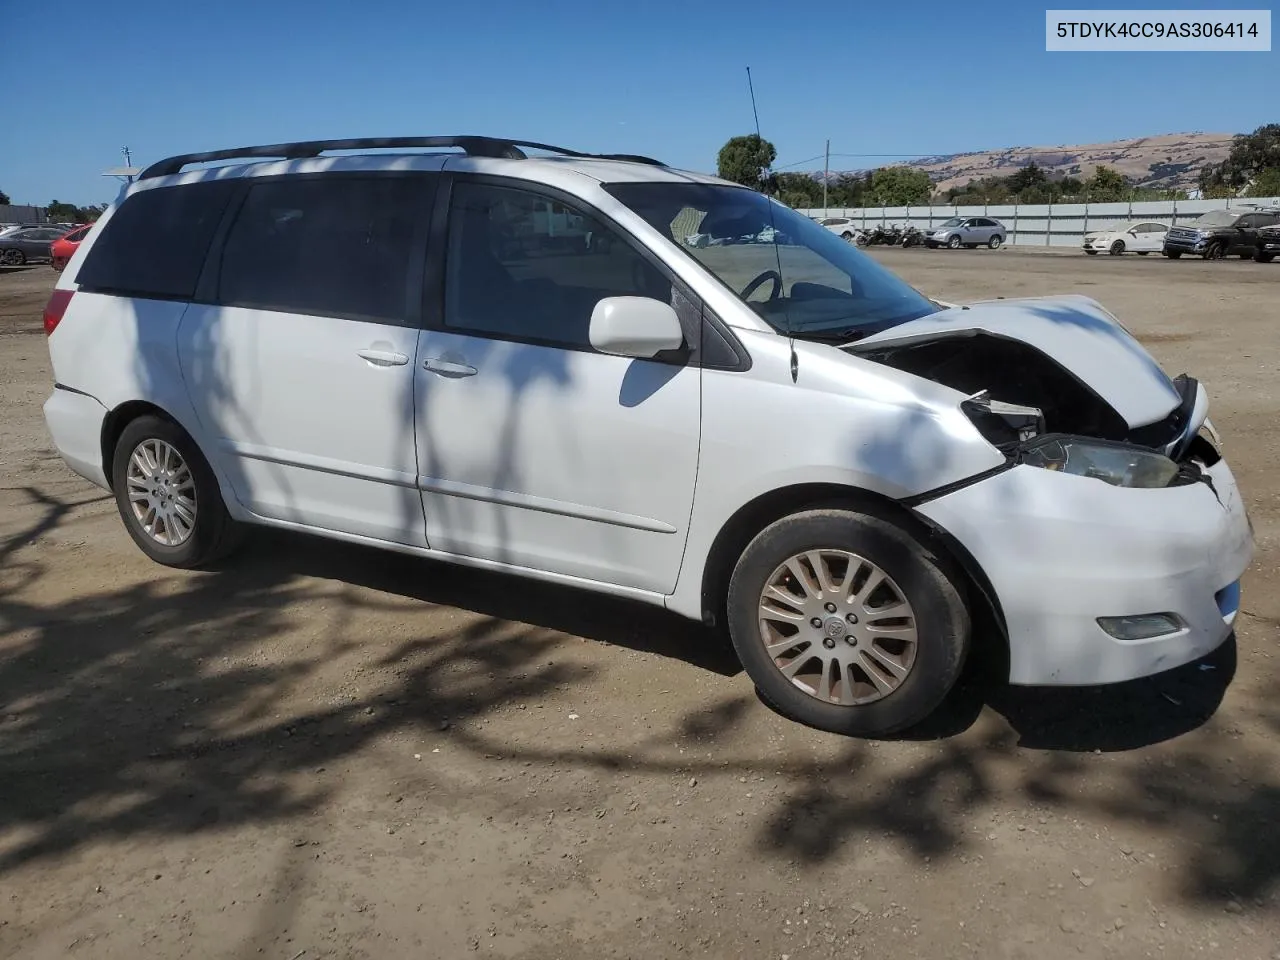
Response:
[[4, 0, 1274, 205]]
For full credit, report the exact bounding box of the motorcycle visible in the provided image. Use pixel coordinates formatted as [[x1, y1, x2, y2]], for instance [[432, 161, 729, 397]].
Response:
[[900, 225, 925, 248]]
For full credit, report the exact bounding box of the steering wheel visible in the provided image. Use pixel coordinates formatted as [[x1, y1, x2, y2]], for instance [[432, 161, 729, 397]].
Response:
[[740, 269, 782, 302]]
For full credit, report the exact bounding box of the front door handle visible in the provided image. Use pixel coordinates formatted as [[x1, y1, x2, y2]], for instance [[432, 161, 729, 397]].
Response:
[[423, 357, 478, 378], [357, 348, 409, 367]]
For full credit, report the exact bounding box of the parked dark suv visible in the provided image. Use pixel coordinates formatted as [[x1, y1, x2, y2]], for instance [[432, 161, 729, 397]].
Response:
[[1163, 209, 1280, 260], [1255, 221, 1280, 263]]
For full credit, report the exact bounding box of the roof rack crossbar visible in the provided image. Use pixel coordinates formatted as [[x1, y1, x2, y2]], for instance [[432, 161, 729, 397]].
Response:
[[138, 136, 665, 179]]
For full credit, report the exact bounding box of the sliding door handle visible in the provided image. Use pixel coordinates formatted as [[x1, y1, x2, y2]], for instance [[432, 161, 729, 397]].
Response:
[[423, 358, 478, 378], [357, 348, 409, 366]]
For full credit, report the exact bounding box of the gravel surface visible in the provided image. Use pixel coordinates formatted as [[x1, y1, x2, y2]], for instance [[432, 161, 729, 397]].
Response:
[[1, 251, 1278, 960]]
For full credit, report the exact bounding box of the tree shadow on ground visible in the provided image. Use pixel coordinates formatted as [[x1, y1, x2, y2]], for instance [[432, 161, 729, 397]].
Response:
[[1, 492, 1276, 915]]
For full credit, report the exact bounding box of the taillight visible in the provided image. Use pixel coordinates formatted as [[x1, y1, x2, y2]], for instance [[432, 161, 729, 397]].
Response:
[[43, 289, 74, 336]]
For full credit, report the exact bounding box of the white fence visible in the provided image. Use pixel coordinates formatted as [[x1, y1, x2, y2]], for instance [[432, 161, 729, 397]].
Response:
[[796, 197, 1280, 248]]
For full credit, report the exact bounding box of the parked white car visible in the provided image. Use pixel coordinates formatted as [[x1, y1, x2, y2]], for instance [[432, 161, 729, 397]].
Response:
[[41, 136, 1253, 736], [1082, 221, 1170, 255], [817, 216, 863, 242]]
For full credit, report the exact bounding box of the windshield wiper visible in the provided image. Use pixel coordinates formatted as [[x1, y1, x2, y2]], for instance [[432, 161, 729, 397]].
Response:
[[791, 327, 873, 344]]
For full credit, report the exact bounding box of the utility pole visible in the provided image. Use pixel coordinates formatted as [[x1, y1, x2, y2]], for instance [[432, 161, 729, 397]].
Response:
[[823, 139, 830, 217]]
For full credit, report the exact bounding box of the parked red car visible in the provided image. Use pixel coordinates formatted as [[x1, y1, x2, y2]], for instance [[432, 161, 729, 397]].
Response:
[[50, 224, 92, 271]]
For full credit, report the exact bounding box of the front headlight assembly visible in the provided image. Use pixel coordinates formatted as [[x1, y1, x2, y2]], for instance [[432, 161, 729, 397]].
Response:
[[1019, 437, 1180, 488]]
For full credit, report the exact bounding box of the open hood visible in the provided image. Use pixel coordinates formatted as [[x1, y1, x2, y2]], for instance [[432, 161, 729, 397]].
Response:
[[852, 294, 1183, 430]]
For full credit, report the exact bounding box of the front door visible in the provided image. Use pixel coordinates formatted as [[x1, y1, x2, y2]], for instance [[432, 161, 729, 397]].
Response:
[[412, 178, 701, 594], [178, 173, 436, 545]]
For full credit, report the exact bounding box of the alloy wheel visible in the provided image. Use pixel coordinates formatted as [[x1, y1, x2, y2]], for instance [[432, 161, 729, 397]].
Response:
[[757, 549, 918, 706], [125, 438, 198, 546]]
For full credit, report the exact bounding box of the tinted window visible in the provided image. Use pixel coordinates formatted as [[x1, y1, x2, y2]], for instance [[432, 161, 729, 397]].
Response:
[[444, 181, 671, 349], [218, 176, 429, 323], [76, 181, 236, 298]]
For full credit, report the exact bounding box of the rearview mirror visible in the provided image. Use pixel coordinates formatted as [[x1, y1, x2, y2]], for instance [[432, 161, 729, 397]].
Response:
[[589, 297, 685, 359]]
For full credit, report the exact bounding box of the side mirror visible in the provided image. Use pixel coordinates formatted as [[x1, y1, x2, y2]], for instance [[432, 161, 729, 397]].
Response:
[[589, 296, 685, 359]]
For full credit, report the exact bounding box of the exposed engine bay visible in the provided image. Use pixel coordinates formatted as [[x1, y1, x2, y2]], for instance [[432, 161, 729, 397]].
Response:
[[849, 331, 1220, 489]]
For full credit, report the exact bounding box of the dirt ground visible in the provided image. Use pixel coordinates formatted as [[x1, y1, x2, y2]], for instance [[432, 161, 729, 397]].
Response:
[[1, 250, 1278, 960]]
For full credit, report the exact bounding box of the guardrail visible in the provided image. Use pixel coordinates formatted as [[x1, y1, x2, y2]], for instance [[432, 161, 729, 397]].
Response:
[[796, 197, 1280, 247]]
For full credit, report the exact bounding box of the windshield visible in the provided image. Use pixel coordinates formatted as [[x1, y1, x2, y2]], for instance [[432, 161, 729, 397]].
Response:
[[1188, 210, 1238, 228], [605, 182, 937, 339], [938, 217, 964, 228]]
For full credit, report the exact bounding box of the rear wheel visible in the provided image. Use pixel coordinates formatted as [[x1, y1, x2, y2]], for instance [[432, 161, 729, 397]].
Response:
[[988, 235, 1002, 249], [1109, 240, 1125, 256], [111, 415, 242, 568], [726, 509, 970, 737], [0, 249, 26, 266], [841, 231, 854, 242]]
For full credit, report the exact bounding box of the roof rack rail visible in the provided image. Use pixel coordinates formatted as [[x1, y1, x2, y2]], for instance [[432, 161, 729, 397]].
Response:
[[138, 136, 666, 180]]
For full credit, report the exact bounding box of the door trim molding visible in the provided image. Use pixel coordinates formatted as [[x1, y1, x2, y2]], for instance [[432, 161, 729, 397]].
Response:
[[418, 474, 677, 534]]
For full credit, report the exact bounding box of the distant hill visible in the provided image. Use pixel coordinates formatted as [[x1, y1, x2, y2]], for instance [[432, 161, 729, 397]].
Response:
[[835, 132, 1236, 193]]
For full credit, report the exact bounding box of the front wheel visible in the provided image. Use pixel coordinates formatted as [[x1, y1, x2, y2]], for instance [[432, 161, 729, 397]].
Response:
[[947, 235, 962, 249], [1256, 250, 1275, 263], [1203, 241, 1226, 260], [726, 509, 970, 737], [111, 415, 242, 568], [1164, 250, 1182, 259], [1110, 240, 1125, 256]]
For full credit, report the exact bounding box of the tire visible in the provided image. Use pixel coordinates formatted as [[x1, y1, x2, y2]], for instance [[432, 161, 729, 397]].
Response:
[[988, 235, 1003, 249], [111, 414, 242, 568], [1085, 250, 1098, 255], [1164, 250, 1182, 259], [1109, 240, 1125, 256], [726, 508, 970, 737], [1256, 250, 1275, 263], [1203, 241, 1226, 260], [1, 248, 26, 266], [947, 235, 962, 249], [841, 231, 854, 241]]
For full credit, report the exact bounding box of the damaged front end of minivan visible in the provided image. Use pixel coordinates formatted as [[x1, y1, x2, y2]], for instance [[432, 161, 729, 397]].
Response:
[[845, 293, 1252, 688], [848, 294, 1222, 493]]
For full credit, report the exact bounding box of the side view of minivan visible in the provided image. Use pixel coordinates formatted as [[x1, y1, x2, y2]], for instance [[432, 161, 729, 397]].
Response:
[[43, 136, 1252, 736]]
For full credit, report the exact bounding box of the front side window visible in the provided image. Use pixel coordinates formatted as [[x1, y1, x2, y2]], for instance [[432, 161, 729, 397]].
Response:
[[606, 182, 936, 342], [443, 181, 671, 349], [218, 176, 429, 323]]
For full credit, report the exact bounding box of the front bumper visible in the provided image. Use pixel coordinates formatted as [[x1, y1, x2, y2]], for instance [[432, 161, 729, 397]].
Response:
[[915, 459, 1253, 686], [1164, 238, 1208, 253]]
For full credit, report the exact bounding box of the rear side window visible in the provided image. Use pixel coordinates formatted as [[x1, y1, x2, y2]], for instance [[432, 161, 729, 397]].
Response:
[[76, 180, 236, 298], [216, 176, 430, 323]]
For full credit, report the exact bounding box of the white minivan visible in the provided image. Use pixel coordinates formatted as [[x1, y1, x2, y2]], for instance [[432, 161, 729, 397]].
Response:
[[42, 136, 1253, 736]]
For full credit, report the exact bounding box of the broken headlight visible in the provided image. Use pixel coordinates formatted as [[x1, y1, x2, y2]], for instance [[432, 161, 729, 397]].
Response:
[[1019, 437, 1180, 488]]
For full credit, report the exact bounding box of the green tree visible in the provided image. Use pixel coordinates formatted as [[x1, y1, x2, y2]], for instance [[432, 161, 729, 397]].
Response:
[[1008, 161, 1048, 195], [828, 172, 870, 208], [716, 134, 777, 192], [0, 188, 10, 206], [1201, 123, 1280, 193], [774, 172, 823, 209], [1085, 165, 1129, 201], [47, 200, 80, 221], [866, 167, 932, 206], [1247, 167, 1280, 198]]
